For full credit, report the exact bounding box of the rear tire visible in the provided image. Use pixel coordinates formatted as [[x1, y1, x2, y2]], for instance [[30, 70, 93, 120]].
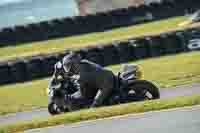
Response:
[[127, 80, 160, 101]]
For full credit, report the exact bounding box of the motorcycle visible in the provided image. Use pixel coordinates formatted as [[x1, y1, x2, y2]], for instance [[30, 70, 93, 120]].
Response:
[[46, 64, 160, 115]]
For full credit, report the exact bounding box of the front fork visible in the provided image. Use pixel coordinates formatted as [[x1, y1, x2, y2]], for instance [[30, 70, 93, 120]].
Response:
[[49, 96, 68, 111]]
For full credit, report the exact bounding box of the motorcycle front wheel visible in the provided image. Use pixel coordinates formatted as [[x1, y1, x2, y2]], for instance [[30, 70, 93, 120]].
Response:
[[48, 100, 70, 115], [48, 102, 61, 115]]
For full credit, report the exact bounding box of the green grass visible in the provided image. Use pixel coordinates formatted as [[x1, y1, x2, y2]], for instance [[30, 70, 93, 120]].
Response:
[[109, 51, 200, 88], [0, 16, 188, 61], [0, 51, 200, 115], [1, 94, 200, 133]]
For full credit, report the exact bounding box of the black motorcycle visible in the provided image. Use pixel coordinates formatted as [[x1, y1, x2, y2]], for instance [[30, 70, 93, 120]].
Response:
[[47, 64, 160, 115]]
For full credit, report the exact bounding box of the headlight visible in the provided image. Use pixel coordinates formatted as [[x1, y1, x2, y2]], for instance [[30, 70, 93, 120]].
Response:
[[47, 83, 62, 97], [46, 88, 54, 97]]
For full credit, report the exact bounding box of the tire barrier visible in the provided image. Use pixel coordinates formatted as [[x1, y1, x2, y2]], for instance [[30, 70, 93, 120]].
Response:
[[101, 44, 121, 66], [113, 41, 134, 63], [129, 38, 150, 59], [148, 35, 166, 57], [78, 46, 105, 66], [8, 59, 28, 82], [24, 56, 46, 79], [41, 54, 60, 76], [0, 62, 12, 84], [160, 32, 186, 54], [184, 28, 200, 51], [1, 0, 200, 46], [0, 26, 200, 85]]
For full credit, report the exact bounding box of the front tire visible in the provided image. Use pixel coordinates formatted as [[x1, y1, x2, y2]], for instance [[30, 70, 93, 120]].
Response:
[[48, 102, 60, 115], [126, 80, 160, 101]]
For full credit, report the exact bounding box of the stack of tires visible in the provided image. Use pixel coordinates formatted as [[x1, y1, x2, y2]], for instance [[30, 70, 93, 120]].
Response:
[[0, 27, 200, 85], [0, 53, 63, 85], [1, 0, 200, 45], [184, 27, 200, 51]]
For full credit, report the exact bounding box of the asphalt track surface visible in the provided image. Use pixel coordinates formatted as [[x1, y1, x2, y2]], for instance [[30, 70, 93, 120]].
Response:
[[25, 105, 200, 133], [0, 83, 200, 126]]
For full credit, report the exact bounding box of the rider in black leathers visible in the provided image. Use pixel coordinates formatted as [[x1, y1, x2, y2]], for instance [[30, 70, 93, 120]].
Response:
[[52, 52, 116, 107]]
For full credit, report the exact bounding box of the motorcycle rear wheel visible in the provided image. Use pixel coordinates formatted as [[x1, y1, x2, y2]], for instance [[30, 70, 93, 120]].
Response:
[[126, 80, 160, 101]]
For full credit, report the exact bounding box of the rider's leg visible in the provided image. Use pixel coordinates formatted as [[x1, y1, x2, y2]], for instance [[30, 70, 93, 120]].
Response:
[[70, 90, 84, 103], [90, 87, 113, 107], [70, 90, 94, 108], [91, 73, 116, 107]]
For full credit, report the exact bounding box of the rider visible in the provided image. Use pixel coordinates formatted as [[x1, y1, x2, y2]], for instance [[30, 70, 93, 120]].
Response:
[[53, 52, 116, 108]]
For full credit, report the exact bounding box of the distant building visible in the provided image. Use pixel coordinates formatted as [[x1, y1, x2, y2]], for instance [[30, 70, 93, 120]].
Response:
[[75, 0, 163, 16], [75, 0, 146, 15]]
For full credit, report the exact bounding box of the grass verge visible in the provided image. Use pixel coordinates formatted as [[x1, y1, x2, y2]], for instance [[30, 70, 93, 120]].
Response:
[[0, 16, 188, 61], [0, 51, 200, 115], [0, 94, 200, 133]]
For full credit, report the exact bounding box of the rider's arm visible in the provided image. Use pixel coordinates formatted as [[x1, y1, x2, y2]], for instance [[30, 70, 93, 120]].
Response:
[[52, 61, 64, 82]]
